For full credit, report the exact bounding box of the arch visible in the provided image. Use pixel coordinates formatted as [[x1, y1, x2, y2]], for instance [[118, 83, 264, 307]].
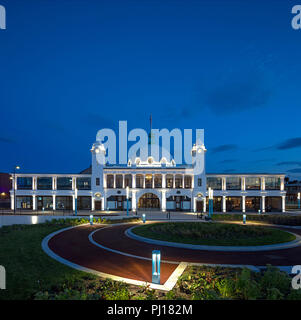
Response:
[[138, 192, 160, 209]]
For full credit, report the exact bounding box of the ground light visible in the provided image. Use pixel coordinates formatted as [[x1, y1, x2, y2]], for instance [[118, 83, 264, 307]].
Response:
[[243, 214, 246, 224], [208, 187, 214, 218], [142, 213, 146, 223], [152, 250, 161, 284], [90, 215, 93, 225], [126, 186, 129, 216]]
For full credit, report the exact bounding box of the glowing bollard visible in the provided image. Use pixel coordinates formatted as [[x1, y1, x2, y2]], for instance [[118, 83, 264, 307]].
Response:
[[258, 209, 261, 214], [90, 215, 93, 225], [243, 214, 246, 225], [152, 250, 161, 285], [142, 214, 146, 223]]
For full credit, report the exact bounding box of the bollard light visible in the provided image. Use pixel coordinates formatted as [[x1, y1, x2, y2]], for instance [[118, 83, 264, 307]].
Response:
[[243, 214, 246, 224], [258, 209, 261, 214], [142, 213, 146, 223], [298, 193, 301, 210], [152, 250, 161, 284], [90, 214, 93, 225]]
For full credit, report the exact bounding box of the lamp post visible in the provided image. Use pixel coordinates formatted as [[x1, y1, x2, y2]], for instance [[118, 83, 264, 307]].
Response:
[[74, 187, 78, 216], [13, 165, 20, 215], [298, 193, 300, 210], [152, 250, 161, 284], [126, 186, 129, 216], [142, 213, 146, 223], [208, 187, 214, 218]]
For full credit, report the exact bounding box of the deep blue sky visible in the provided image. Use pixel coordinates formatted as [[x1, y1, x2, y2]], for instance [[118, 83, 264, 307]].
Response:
[[1, 0, 301, 177]]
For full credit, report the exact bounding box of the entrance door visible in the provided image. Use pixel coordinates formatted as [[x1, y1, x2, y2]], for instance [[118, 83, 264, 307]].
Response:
[[116, 196, 123, 210], [138, 193, 160, 209], [95, 200, 102, 210], [196, 200, 203, 212]]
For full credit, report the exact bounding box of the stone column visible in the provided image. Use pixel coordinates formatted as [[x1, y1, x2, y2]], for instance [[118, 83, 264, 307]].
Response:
[[143, 174, 146, 188], [72, 177, 76, 190], [222, 177, 226, 191], [132, 191, 137, 212], [173, 174, 176, 189], [11, 194, 14, 210], [52, 195, 56, 210], [52, 177, 57, 190], [101, 197, 105, 211], [103, 174, 107, 189], [122, 174, 125, 188], [203, 197, 206, 213], [182, 175, 185, 188], [280, 177, 285, 191], [222, 196, 226, 213], [72, 195, 76, 211], [91, 196, 95, 211], [162, 174, 166, 188], [261, 196, 265, 213], [161, 191, 166, 212], [242, 196, 246, 213], [33, 195, 36, 210], [113, 174, 116, 189], [32, 177, 36, 190], [152, 175, 155, 189], [241, 177, 246, 191], [261, 177, 265, 191], [132, 174, 136, 188], [282, 196, 286, 213]]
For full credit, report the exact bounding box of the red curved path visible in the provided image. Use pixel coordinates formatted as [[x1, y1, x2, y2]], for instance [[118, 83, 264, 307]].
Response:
[[48, 223, 301, 285]]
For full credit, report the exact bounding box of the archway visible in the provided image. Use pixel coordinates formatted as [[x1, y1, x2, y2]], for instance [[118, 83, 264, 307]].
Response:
[[138, 193, 160, 209]]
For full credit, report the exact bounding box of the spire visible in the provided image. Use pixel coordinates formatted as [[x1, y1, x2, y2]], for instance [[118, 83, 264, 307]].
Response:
[[148, 113, 153, 145]]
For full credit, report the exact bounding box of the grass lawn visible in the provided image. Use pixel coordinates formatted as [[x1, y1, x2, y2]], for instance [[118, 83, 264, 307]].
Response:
[[132, 222, 296, 246]]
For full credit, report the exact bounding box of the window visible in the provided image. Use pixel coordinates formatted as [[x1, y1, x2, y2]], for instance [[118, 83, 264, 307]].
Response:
[[207, 177, 222, 190], [106, 175, 114, 188], [175, 175, 183, 188], [245, 177, 261, 190], [184, 176, 192, 188], [57, 177, 72, 190], [96, 178, 100, 186], [136, 175, 144, 188], [37, 177, 52, 190], [17, 177, 32, 190], [198, 178, 202, 187], [226, 177, 241, 190], [77, 177, 91, 190], [166, 175, 174, 188], [265, 177, 281, 190]]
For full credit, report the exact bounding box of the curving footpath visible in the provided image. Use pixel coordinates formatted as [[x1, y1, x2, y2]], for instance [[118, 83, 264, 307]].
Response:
[[42, 222, 301, 291]]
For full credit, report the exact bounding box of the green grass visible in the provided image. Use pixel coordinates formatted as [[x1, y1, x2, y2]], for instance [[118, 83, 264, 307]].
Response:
[[0, 217, 139, 300], [132, 222, 296, 246]]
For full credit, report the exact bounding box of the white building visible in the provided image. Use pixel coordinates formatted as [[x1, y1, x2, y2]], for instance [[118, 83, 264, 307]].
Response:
[[10, 137, 286, 213]]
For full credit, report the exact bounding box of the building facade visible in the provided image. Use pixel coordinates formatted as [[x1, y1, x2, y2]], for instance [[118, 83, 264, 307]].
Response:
[[9, 139, 286, 213]]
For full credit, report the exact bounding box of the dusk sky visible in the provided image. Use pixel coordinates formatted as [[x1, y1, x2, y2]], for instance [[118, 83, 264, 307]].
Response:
[[1, 0, 301, 177]]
